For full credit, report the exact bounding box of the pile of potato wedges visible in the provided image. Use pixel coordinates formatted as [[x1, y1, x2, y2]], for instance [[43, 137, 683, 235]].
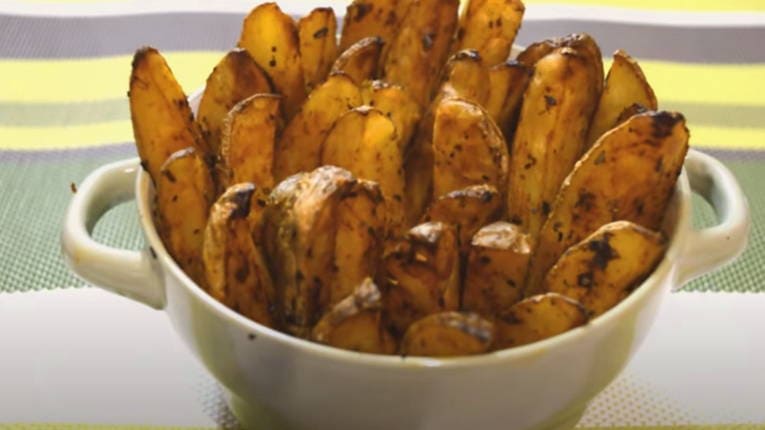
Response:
[[129, 0, 689, 357]]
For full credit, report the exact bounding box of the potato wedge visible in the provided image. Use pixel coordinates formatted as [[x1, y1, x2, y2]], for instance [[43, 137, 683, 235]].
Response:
[[220, 94, 282, 191], [508, 47, 601, 240], [401, 312, 494, 357], [155, 147, 215, 288], [494, 293, 587, 349], [544, 221, 666, 317], [526, 111, 689, 295], [383, 0, 460, 106], [516, 33, 604, 94], [203, 183, 276, 326], [586, 50, 658, 149], [485, 60, 532, 140], [382, 222, 461, 336], [437, 50, 491, 107], [453, 0, 525, 66], [463, 222, 531, 316], [340, 0, 407, 53], [422, 184, 502, 253], [298, 7, 339, 92], [432, 97, 509, 198], [274, 73, 363, 181], [312, 278, 396, 354], [331, 36, 384, 84], [615, 103, 649, 125], [360, 80, 423, 152], [197, 49, 274, 157], [239, 2, 306, 119], [130, 47, 206, 183]]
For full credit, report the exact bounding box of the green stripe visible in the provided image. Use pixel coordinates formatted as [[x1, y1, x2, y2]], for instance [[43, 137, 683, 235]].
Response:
[[664, 102, 765, 130], [0, 100, 128, 127]]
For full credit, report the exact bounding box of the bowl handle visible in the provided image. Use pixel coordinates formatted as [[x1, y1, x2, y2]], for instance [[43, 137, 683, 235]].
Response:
[[61, 158, 166, 309], [675, 149, 751, 288]]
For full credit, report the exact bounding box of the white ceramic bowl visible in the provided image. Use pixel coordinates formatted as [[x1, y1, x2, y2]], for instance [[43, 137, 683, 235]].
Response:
[[62, 96, 749, 429]]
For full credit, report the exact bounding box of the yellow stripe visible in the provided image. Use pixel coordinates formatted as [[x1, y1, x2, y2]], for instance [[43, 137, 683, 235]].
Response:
[[690, 124, 765, 149], [0, 51, 222, 103], [525, 0, 765, 11]]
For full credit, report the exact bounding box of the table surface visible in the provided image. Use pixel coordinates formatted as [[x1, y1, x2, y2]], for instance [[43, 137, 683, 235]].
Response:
[[1, 0, 764, 428]]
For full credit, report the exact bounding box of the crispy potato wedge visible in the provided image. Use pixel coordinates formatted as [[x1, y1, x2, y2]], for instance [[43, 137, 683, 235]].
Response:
[[615, 103, 649, 125], [239, 2, 306, 119], [486, 60, 532, 139], [403, 137, 435, 227], [340, 0, 408, 54], [220, 94, 282, 191], [494, 293, 587, 349], [526, 111, 689, 295], [453, 0, 525, 66], [463, 222, 531, 316], [197, 49, 274, 157], [203, 183, 276, 326], [516, 33, 604, 94], [544, 221, 666, 317], [130, 47, 206, 182], [312, 278, 396, 354], [360, 80, 423, 152], [437, 50, 491, 107], [155, 147, 215, 288], [422, 184, 503, 252], [331, 36, 384, 84], [298, 7, 339, 92], [508, 47, 601, 239], [382, 222, 461, 336], [586, 50, 658, 149], [401, 312, 494, 357], [432, 97, 509, 198], [383, 0, 460, 106], [274, 73, 363, 181]]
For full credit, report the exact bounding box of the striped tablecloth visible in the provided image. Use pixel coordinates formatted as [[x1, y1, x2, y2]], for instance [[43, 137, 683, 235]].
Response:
[[0, 0, 763, 429]]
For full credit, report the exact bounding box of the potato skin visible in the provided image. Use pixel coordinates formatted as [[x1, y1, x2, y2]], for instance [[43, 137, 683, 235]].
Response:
[[360, 80, 423, 152], [494, 293, 587, 350], [526, 111, 689, 295], [544, 221, 666, 317], [486, 60, 532, 140], [401, 312, 494, 357], [331, 36, 384, 85], [453, 0, 525, 66], [298, 7, 339, 92], [340, 0, 408, 54]]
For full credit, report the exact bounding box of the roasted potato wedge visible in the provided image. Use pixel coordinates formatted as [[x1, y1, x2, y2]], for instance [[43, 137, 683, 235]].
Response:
[[130, 47, 206, 182], [544, 221, 666, 317], [586, 50, 658, 149], [382, 222, 461, 335], [401, 312, 494, 357], [437, 50, 490, 107], [526, 111, 689, 294], [432, 97, 509, 198], [463, 222, 531, 316], [453, 0, 525, 66], [203, 183, 276, 326], [331, 36, 384, 84], [239, 2, 306, 119], [508, 47, 601, 239], [197, 49, 274, 157], [155, 147, 215, 288], [274, 73, 363, 181], [312, 278, 396, 354], [494, 293, 587, 349], [297, 7, 339, 92], [340, 0, 407, 54], [422, 184, 502, 253], [486, 60, 532, 140], [615, 103, 649, 125], [383, 0, 460, 106], [220, 94, 282, 191], [360, 80, 423, 152]]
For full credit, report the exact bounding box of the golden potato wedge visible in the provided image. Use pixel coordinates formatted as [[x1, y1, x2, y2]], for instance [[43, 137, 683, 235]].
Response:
[[463, 222, 531, 316], [220, 94, 282, 191], [155, 147, 215, 288], [544, 221, 666, 317], [382, 222, 461, 336], [403, 137, 436, 227], [485, 60, 532, 139], [401, 312, 494, 357], [615, 103, 649, 125], [238, 2, 306, 119], [437, 50, 491, 107], [494, 293, 587, 349], [340, 0, 407, 53], [196, 49, 274, 157], [331, 36, 384, 84], [298, 7, 339, 91], [383, 0, 460, 106], [586, 50, 658, 149], [274, 73, 363, 181], [508, 47, 601, 240], [360, 80, 423, 152], [129, 47, 206, 183], [203, 183, 276, 326], [422, 184, 503, 252], [453, 0, 525, 66], [516, 33, 604, 90], [526, 111, 689, 295], [432, 97, 509, 198], [312, 278, 396, 354]]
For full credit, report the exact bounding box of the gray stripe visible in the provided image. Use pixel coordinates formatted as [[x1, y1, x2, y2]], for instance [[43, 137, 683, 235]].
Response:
[[1, 13, 765, 63]]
